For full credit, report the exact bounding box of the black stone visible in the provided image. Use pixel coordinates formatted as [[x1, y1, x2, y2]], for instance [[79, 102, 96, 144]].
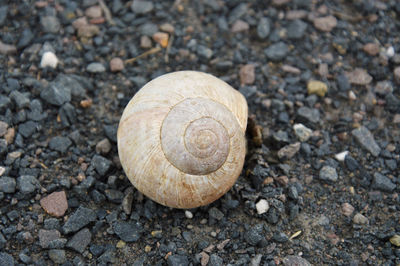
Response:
[[63, 206, 96, 234], [264, 42, 289, 61], [167, 254, 189, 266], [91, 155, 112, 176], [49, 136, 72, 153], [372, 172, 396, 192], [66, 228, 92, 253], [0, 252, 14, 266], [113, 221, 142, 242]]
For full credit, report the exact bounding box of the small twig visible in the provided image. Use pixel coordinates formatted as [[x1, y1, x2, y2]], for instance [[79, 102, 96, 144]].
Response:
[[164, 35, 174, 63], [98, 0, 116, 26], [125, 46, 162, 65]]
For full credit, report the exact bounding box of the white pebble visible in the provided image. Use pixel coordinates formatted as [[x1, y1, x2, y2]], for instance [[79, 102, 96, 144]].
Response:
[[255, 199, 269, 215], [293, 123, 313, 142], [335, 151, 349, 162], [348, 90, 357, 100], [0, 166, 5, 176], [40, 51, 58, 68], [386, 46, 395, 57], [184, 210, 193, 219]]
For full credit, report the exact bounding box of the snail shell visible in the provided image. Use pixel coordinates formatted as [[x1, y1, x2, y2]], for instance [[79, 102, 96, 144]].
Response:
[[117, 71, 248, 209]]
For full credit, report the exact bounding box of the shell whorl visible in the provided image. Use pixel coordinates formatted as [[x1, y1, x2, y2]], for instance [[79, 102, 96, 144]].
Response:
[[117, 71, 248, 209]]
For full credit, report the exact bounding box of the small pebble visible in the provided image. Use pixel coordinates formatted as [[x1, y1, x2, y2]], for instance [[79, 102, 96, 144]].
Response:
[[334, 151, 348, 162], [257, 17, 270, 39], [87, 62, 106, 73], [307, 80, 328, 97], [293, 124, 312, 142], [40, 191, 68, 217], [351, 126, 381, 156], [394, 66, 400, 84], [341, 203, 354, 217], [40, 51, 58, 68], [319, 166, 338, 182], [353, 213, 368, 225], [363, 43, 380, 56], [152, 32, 169, 48], [277, 142, 301, 160], [239, 64, 255, 85], [231, 20, 249, 33], [313, 15, 337, 32], [185, 210, 193, 219], [390, 235, 400, 247], [283, 255, 311, 266], [345, 68, 373, 85], [85, 5, 102, 18], [109, 58, 124, 72], [255, 199, 269, 215]]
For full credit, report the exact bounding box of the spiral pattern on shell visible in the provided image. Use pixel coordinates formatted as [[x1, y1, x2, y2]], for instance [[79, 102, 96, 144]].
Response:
[[117, 71, 248, 209]]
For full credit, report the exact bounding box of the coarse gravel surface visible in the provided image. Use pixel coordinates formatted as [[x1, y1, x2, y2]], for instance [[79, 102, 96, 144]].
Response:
[[0, 0, 400, 265]]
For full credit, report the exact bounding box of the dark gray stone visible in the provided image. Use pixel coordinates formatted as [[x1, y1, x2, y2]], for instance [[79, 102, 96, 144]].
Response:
[[167, 254, 189, 266], [104, 124, 117, 142], [297, 107, 320, 124], [40, 82, 71, 106], [337, 73, 350, 91], [97, 248, 116, 264], [17, 28, 34, 49], [48, 238, 67, 249], [264, 42, 289, 61], [49, 136, 72, 153], [17, 175, 39, 193], [48, 249, 66, 264], [113, 221, 142, 242], [273, 232, 289, 243], [287, 20, 307, 39], [208, 207, 224, 220], [10, 90, 30, 109], [372, 173, 396, 192], [351, 126, 381, 156], [131, 0, 154, 14], [228, 3, 247, 24], [209, 254, 223, 266], [0, 95, 11, 112], [63, 206, 96, 234], [18, 121, 37, 138], [39, 229, 61, 249], [197, 45, 213, 60], [0, 232, 6, 249], [283, 255, 311, 266], [288, 185, 299, 200], [40, 16, 61, 33], [0, 177, 16, 193], [0, 6, 8, 26], [91, 155, 112, 176], [244, 224, 264, 246], [105, 189, 124, 203], [257, 17, 271, 39], [66, 228, 92, 253], [0, 252, 14, 266], [28, 99, 46, 121], [59, 103, 77, 126]]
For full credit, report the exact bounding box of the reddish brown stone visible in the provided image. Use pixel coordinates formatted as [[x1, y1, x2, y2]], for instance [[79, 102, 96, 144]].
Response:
[[239, 64, 255, 85], [363, 43, 380, 56], [313, 15, 337, 32], [109, 57, 124, 72], [40, 191, 68, 217]]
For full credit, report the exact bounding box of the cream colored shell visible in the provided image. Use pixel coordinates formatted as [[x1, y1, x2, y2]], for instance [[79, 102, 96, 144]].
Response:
[[117, 71, 248, 209]]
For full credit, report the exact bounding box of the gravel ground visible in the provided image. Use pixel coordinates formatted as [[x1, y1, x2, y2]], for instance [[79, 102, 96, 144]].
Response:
[[0, 0, 400, 265]]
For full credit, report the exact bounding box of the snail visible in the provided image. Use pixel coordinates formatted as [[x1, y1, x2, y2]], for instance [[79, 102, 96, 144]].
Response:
[[117, 71, 248, 209]]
